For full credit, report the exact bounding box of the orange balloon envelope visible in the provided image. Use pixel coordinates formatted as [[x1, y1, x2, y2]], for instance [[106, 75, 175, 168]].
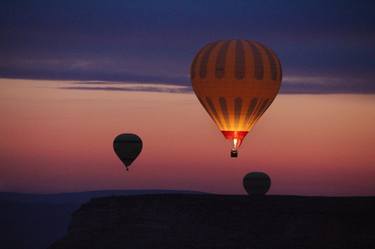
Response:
[[190, 40, 282, 157]]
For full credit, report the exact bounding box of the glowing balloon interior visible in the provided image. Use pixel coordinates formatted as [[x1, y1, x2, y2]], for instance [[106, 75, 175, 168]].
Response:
[[190, 40, 282, 157], [113, 133, 143, 171]]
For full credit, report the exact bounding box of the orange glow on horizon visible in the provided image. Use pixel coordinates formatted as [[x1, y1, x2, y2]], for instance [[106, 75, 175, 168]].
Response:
[[0, 79, 374, 196]]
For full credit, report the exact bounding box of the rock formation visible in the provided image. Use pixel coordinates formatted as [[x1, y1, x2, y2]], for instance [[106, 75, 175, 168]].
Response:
[[49, 194, 375, 249]]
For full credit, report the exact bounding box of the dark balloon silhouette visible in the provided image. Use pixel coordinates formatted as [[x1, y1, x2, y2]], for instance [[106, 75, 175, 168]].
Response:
[[113, 133, 143, 171], [243, 172, 271, 195]]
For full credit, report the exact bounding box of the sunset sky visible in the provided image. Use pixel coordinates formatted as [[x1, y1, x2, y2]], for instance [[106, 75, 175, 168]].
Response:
[[1, 79, 374, 195], [0, 1, 374, 195]]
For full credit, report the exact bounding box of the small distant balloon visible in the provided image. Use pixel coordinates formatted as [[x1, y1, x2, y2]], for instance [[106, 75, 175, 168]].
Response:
[[243, 172, 271, 196], [113, 133, 143, 171]]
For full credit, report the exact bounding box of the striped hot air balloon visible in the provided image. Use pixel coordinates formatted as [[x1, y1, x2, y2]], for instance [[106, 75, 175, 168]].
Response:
[[190, 40, 282, 157]]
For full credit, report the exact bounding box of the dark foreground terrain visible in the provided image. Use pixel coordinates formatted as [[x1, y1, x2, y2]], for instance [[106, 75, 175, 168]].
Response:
[[0, 190, 200, 249], [49, 195, 375, 249]]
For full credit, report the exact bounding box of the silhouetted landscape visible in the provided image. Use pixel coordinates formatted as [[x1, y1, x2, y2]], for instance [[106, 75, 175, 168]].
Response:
[[0, 190, 202, 249], [48, 194, 375, 249]]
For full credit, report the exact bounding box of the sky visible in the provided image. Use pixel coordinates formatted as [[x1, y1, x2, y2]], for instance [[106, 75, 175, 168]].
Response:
[[1, 0, 375, 93], [0, 1, 375, 195], [0, 79, 375, 195]]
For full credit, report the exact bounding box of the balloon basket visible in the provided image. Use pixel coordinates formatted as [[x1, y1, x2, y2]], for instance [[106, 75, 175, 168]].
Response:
[[231, 150, 238, 158]]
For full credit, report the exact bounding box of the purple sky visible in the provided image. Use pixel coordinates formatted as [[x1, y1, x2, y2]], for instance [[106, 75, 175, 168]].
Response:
[[1, 0, 375, 93]]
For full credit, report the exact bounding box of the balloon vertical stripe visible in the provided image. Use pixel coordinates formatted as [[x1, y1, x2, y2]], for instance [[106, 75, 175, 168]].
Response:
[[196, 95, 218, 125], [244, 98, 258, 127], [247, 41, 264, 80], [275, 55, 282, 81], [255, 99, 272, 123], [234, 97, 243, 129], [255, 42, 277, 80], [215, 41, 230, 79], [190, 46, 206, 79], [235, 40, 245, 79], [199, 43, 216, 79], [255, 99, 270, 119], [219, 97, 230, 130], [205, 97, 224, 128]]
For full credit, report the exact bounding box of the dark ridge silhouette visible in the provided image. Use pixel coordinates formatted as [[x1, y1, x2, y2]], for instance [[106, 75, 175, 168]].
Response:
[[49, 194, 375, 249], [0, 190, 204, 249], [0, 189, 202, 204]]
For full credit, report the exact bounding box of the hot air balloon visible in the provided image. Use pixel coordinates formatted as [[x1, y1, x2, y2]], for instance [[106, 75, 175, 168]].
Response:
[[113, 133, 143, 171], [243, 172, 271, 196], [190, 40, 282, 157]]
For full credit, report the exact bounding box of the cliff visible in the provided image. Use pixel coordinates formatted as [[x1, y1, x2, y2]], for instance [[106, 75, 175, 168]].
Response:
[[49, 194, 375, 249]]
